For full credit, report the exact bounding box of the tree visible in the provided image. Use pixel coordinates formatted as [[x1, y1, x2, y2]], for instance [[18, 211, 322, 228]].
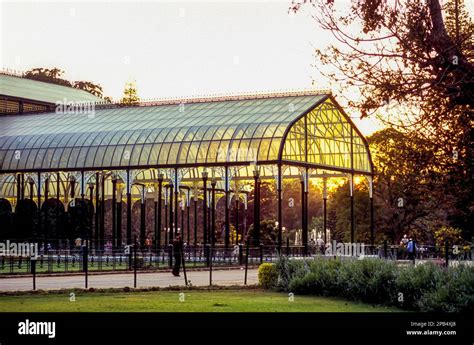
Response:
[[24, 67, 110, 100], [291, 0, 473, 237], [369, 128, 453, 244], [247, 219, 278, 245], [73, 81, 104, 98], [444, 0, 474, 55], [24, 68, 72, 87], [291, 0, 473, 117], [120, 81, 140, 105], [327, 183, 371, 243]]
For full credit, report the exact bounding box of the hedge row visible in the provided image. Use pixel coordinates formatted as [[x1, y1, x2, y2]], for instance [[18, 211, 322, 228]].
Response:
[[258, 258, 474, 312]]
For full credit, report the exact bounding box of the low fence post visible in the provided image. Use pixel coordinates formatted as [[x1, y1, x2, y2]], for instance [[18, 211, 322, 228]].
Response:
[[133, 238, 138, 289], [31, 257, 36, 290], [244, 240, 250, 285], [181, 247, 188, 286], [286, 238, 290, 256], [83, 241, 89, 289], [209, 244, 213, 286], [384, 240, 388, 259]]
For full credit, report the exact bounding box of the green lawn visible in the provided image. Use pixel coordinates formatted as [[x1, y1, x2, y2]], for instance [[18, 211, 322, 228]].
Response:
[[0, 290, 401, 312]]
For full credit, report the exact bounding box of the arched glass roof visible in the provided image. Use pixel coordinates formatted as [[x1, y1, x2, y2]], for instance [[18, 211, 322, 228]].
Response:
[[0, 92, 372, 176]]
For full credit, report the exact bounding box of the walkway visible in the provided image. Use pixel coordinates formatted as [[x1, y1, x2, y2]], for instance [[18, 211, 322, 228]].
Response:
[[0, 268, 258, 292]]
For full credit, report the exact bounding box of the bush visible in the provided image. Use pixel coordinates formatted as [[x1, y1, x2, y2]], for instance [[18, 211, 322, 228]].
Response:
[[335, 258, 398, 304], [273, 257, 474, 312], [417, 264, 474, 312], [395, 262, 444, 310], [258, 263, 278, 288]]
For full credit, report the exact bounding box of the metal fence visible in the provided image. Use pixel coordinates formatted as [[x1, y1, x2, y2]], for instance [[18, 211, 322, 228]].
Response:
[[1, 241, 472, 276]]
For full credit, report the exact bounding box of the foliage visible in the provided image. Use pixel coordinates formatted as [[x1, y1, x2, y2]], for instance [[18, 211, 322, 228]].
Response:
[[272, 257, 474, 312], [368, 128, 451, 244], [120, 81, 140, 105], [328, 183, 371, 243], [229, 226, 241, 244], [24, 68, 72, 87], [73, 81, 104, 98], [24, 67, 107, 99], [291, 0, 474, 239], [258, 263, 278, 288], [417, 264, 474, 312], [395, 263, 445, 310], [434, 226, 469, 254], [247, 219, 278, 245]]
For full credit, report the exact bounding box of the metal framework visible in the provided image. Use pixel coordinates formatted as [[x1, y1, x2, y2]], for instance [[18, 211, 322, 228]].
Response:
[[0, 91, 374, 255]]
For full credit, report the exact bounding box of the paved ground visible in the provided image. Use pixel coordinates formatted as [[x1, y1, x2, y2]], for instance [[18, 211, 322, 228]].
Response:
[[0, 268, 258, 292]]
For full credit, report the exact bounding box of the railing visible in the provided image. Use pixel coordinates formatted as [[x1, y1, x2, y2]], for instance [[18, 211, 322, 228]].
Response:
[[1, 241, 472, 276]]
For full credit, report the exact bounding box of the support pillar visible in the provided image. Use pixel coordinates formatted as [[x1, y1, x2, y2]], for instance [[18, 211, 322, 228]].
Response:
[[169, 184, 174, 243], [253, 169, 260, 246], [126, 170, 132, 245], [186, 194, 190, 244], [369, 176, 374, 246], [300, 172, 308, 255], [174, 169, 179, 238], [44, 176, 50, 243], [211, 179, 216, 245], [322, 176, 328, 244], [88, 182, 94, 244], [28, 178, 34, 199], [180, 200, 185, 237], [117, 185, 122, 249], [235, 197, 239, 245], [277, 165, 283, 251], [224, 167, 230, 248], [79, 172, 85, 238], [193, 193, 198, 246], [21, 173, 25, 200], [95, 172, 100, 248], [100, 173, 105, 250], [350, 174, 355, 243], [140, 187, 146, 248], [164, 188, 169, 246], [37, 173, 42, 241], [70, 177, 75, 204], [16, 173, 21, 206], [112, 177, 117, 249], [202, 171, 208, 245], [156, 174, 163, 249]]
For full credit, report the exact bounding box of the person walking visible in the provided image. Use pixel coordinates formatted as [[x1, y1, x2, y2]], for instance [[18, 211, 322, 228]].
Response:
[[407, 238, 417, 262], [172, 235, 183, 277]]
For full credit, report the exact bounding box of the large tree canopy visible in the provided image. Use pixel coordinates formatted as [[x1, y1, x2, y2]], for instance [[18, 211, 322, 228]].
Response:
[[291, 0, 473, 237]]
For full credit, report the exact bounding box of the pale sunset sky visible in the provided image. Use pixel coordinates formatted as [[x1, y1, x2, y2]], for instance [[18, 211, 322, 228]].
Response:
[[1, 0, 473, 135]]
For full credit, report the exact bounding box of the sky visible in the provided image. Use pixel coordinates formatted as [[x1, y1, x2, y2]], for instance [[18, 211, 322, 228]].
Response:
[[1, 0, 473, 136]]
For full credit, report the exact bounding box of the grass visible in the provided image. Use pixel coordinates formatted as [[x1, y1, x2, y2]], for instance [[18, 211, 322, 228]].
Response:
[[0, 289, 402, 312]]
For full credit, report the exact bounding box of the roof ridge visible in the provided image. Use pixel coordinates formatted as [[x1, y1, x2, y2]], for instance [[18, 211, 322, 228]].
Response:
[[95, 89, 330, 108]]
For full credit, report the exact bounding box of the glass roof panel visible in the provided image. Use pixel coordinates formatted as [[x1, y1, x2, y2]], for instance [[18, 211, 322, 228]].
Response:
[[0, 93, 371, 173]]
